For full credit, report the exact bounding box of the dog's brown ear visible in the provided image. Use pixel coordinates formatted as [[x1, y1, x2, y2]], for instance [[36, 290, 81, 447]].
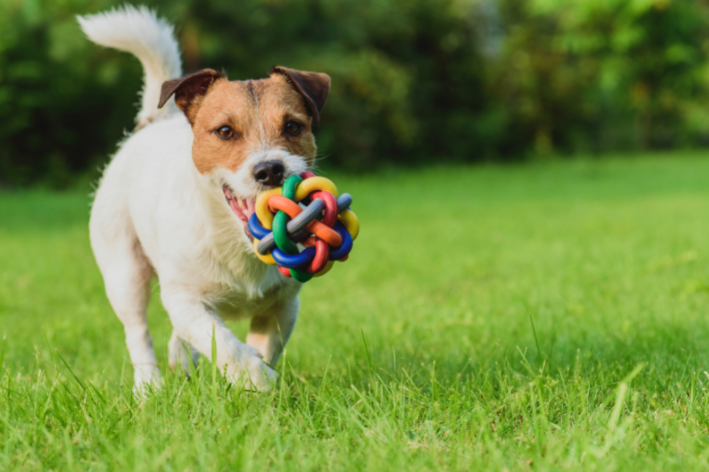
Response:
[[271, 66, 331, 126], [158, 69, 226, 122]]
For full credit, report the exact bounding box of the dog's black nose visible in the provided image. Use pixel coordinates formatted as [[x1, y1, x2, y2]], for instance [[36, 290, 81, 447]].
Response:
[[253, 160, 286, 187]]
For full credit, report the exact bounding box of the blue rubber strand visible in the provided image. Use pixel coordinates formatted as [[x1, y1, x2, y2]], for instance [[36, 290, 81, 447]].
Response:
[[328, 222, 354, 260], [248, 213, 271, 240], [272, 246, 317, 268]]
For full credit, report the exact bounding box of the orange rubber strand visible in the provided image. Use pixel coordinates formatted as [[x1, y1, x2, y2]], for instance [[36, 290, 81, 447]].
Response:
[[268, 195, 302, 219]]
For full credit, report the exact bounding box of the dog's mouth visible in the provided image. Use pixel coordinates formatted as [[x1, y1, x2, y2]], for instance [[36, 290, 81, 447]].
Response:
[[222, 185, 256, 241]]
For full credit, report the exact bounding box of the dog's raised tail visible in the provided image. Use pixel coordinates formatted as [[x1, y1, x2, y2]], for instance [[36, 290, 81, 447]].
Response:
[[78, 6, 183, 128]]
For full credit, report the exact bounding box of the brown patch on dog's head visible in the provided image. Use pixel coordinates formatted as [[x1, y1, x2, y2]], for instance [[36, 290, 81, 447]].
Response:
[[159, 67, 331, 176]]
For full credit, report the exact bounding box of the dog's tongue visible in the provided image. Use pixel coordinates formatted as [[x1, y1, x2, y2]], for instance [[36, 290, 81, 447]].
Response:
[[229, 199, 249, 225], [223, 186, 256, 238]]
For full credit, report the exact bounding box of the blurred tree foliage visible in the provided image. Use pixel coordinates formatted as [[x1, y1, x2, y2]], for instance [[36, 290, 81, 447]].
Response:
[[493, 0, 709, 155], [1, 0, 708, 187]]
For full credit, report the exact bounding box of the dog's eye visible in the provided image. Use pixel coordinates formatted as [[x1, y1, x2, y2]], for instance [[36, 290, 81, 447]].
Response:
[[284, 121, 302, 137], [215, 126, 235, 140]]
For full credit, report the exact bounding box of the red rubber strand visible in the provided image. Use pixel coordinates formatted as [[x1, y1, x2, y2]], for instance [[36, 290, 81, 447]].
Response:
[[311, 191, 338, 227], [307, 240, 330, 273]]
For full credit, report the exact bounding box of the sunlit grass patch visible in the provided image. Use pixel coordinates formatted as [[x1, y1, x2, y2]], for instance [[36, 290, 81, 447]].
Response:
[[2, 152, 709, 470]]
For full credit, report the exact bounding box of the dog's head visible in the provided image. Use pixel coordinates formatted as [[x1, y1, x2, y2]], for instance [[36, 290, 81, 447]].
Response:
[[158, 66, 330, 240]]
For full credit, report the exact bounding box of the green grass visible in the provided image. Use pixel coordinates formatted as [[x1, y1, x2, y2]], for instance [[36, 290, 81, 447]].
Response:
[[2, 152, 709, 471]]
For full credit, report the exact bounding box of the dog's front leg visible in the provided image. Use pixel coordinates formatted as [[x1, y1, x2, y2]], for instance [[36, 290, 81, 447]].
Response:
[[247, 296, 299, 366], [161, 286, 278, 391]]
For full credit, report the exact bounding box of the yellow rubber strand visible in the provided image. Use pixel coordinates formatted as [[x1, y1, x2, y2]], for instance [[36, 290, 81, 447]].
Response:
[[254, 187, 283, 230], [314, 260, 335, 277], [338, 209, 360, 240], [253, 239, 277, 265], [294, 177, 338, 202]]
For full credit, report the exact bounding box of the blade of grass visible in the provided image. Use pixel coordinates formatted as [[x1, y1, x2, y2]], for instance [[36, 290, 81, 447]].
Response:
[[529, 313, 542, 361], [55, 349, 88, 393], [0, 336, 5, 381], [361, 329, 373, 383], [211, 322, 218, 394], [608, 363, 646, 431]]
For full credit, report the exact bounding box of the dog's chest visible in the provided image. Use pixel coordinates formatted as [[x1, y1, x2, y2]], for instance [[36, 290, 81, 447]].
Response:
[[202, 277, 295, 320], [198, 247, 299, 320]]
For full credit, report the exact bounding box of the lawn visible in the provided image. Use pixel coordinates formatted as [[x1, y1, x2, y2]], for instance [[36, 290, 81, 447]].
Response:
[[2, 152, 709, 471]]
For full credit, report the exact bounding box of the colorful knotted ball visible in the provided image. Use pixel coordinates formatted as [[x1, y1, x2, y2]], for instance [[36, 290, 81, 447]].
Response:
[[248, 171, 360, 283]]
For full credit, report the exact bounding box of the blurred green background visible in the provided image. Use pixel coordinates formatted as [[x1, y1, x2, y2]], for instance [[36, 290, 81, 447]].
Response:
[[1, 0, 709, 187]]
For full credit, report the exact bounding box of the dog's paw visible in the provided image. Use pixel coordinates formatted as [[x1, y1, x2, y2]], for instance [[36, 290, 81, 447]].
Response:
[[244, 355, 279, 392], [132, 364, 161, 398], [225, 349, 278, 392]]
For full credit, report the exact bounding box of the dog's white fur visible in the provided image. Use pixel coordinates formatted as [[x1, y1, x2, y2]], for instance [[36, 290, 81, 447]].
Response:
[[80, 6, 306, 391], [78, 6, 182, 128]]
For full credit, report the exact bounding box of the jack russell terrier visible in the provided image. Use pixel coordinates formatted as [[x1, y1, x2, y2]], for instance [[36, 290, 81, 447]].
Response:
[[78, 6, 331, 391]]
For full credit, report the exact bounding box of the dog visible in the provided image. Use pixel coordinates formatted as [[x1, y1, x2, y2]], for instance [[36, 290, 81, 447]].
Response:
[[78, 6, 331, 391]]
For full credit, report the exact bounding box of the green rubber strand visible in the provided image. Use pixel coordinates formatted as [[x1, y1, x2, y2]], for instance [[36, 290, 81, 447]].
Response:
[[283, 175, 302, 200], [273, 211, 298, 254], [272, 175, 303, 254], [290, 268, 314, 283], [278, 174, 309, 280]]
